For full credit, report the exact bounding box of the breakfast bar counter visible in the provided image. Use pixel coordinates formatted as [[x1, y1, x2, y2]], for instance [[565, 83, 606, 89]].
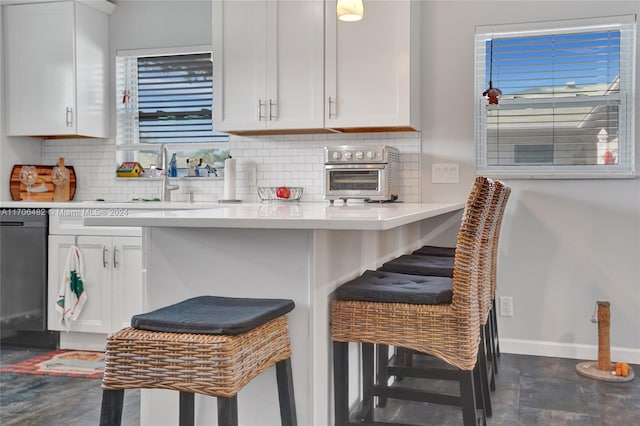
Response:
[[84, 202, 464, 426]]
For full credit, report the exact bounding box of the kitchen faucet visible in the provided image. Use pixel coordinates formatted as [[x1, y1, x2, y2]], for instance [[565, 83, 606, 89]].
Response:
[[160, 145, 180, 202]]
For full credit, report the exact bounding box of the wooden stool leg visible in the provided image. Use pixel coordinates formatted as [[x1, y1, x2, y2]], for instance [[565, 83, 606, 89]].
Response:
[[333, 341, 349, 426], [357, 343, 374, 423], [492, 299, 501, 358], [489, 307, 499, 375], [99, 389, 124, 426], [460, 370, 482, 426], [485, 321, 496, 391], [376, 344, 389, 408], [218, 395, 238, 426], [276, 358, 298, 426], [477, 330, 492, 418], [179, 392, 195, 426]]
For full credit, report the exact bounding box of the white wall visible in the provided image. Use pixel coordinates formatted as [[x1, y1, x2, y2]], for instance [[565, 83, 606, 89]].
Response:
[[0, 5, 42, 201], [420, 1, 640, 362]]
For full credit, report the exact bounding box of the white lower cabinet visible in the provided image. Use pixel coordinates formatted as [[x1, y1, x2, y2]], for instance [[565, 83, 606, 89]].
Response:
[[47, 235, 142, 335]]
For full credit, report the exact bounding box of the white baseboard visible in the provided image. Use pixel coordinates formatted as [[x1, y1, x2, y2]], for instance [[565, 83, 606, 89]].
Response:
[[500, 338, 640, 364]]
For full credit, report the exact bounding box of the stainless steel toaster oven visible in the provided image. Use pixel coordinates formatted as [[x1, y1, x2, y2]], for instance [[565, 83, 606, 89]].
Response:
[[324, 145, 400, 203]]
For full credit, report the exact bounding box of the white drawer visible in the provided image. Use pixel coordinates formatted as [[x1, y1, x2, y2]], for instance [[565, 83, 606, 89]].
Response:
[[49, 209, 142, 236]]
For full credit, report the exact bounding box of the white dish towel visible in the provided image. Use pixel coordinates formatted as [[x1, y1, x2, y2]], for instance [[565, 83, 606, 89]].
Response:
[[55, 245, 88, 329]]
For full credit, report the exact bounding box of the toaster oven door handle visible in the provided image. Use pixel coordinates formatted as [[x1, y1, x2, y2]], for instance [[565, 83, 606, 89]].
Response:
[[324, 164, 386, 170]]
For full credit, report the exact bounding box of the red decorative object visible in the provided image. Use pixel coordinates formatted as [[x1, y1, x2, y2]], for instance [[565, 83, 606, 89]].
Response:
[[483, 87, 502, 105]]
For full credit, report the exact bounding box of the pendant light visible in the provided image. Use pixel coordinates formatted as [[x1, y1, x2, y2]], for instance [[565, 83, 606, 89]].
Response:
[[482, 38, 502, 105], [337, 0, 363, 22]]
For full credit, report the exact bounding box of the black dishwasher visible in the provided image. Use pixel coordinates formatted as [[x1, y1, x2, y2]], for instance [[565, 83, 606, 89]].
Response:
[[0, 209, 58, 347]]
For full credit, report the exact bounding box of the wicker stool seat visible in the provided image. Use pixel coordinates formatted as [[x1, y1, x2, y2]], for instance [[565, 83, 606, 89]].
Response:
[[99, 296, 297, 426], [380, 254, 454, 277], [331, 177, 494, 426], [412, 245, 456, 257]]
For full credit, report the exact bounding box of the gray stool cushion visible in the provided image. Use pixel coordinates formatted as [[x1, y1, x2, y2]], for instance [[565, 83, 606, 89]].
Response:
[[412, 245, 455, 258], [381, 254, 454, 278], [335, 270, 452, 305], [131, 296, 295, 335]]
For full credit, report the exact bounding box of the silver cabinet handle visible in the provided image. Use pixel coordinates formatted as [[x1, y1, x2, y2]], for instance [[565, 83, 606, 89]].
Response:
[[268, 99, 276, 121], [113, 247, 119, 269], [102, 246, 109, 268], [328, 97, 336, 119], [66, 107, 73, 127], [257, 99, 266, 121]]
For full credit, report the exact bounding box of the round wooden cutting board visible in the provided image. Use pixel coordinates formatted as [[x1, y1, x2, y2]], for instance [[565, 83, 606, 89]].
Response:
[[10, 165, 77, 201]]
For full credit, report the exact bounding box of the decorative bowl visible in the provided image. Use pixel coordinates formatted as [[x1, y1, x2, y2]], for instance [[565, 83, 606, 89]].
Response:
[[257, 186, 303, 202]]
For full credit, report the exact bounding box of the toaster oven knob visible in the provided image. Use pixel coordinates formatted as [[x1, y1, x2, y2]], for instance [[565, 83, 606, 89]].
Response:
[[332, 151, 342, 160], [343, 151, 353, 160], [366, 150, 376, 160], [355, 151, 364, 160]]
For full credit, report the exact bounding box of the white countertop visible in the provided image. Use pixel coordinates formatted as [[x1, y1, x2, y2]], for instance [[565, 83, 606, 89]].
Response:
[[81, 201, 465, 231], [0, 200, 222, 210]]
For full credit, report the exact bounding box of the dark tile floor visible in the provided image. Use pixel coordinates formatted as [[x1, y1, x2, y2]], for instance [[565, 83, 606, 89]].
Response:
[[1, 344, 638, 425], [0, 345, 139, 426]]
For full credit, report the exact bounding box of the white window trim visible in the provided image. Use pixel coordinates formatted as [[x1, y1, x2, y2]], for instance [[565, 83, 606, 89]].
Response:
[[115, 44, 228, 150], [474, 15, 637, 179]]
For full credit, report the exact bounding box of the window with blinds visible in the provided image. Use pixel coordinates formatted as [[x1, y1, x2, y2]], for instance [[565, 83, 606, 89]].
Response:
[[475, 16, 636, 178], [116, 49, 228, 146]]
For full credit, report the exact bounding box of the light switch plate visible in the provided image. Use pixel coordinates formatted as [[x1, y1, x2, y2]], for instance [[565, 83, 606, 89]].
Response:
[[432, 163, 460, 184]]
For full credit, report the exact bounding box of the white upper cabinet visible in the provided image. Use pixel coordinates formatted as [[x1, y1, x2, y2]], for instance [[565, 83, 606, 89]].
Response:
[[325, 0, 421, 131], [4, 1, 112, 138], [213, 0, 325, 134]]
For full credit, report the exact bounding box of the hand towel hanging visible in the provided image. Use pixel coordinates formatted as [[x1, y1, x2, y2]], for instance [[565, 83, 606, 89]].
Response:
[[55, 245, 88, 329]]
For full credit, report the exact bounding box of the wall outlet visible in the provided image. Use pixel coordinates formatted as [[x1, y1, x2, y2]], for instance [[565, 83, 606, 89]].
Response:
[[499, 296, 513, 317], [245, 163, 257, 187], [432, 162, 460, 184]]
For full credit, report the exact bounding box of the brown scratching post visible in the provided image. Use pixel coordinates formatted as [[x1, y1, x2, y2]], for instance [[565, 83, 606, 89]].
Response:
[[576, 301, 634, 382], [596, 301, 611, 371]]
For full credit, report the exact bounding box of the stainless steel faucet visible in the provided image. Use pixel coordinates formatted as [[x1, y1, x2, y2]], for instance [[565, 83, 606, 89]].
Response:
[[161, 145, 180, 202]]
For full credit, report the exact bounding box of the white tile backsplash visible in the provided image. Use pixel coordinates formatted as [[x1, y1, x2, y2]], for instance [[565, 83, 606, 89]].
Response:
[[43, 132, 421, 203]]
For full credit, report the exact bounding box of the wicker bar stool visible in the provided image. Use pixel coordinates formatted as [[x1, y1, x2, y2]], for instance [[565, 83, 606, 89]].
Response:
[[379, 180, 510, 396], [408, 183, 511, 363], [99, 296, 297, 426], [377, 181, 510, 417], [331, 176, 493, 426]]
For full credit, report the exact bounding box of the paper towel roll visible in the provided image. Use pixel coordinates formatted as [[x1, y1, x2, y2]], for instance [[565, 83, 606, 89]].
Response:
[[223, 157, 236, 200]]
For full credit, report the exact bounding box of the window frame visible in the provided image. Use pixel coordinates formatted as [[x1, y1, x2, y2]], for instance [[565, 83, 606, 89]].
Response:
[[474, 15, 637, 179], [115, 45, 229, 167]]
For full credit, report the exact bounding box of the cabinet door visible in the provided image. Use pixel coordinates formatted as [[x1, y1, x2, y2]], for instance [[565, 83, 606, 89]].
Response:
[[265, 0, 324, 130], [213, 0, 268, 131], [5, 2, 76, 136], [325, 0, 414, 128], [111, 237, 143, 331], [47, 236, 112, 333]]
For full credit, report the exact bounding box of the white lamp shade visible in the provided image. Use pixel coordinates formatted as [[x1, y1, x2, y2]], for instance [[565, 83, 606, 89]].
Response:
[[337, 0, 363, 22]]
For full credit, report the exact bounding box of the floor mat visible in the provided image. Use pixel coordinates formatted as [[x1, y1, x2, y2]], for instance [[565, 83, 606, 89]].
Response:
[[0, 349, 104, 379]]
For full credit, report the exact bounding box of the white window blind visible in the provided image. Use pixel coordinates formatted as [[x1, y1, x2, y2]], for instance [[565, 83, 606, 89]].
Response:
[[475, 16, 636, 178], [116, 49, 228, 147]]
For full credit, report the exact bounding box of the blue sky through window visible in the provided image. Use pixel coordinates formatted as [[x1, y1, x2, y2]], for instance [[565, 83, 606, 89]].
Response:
[[486, 30, 621, 96]]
